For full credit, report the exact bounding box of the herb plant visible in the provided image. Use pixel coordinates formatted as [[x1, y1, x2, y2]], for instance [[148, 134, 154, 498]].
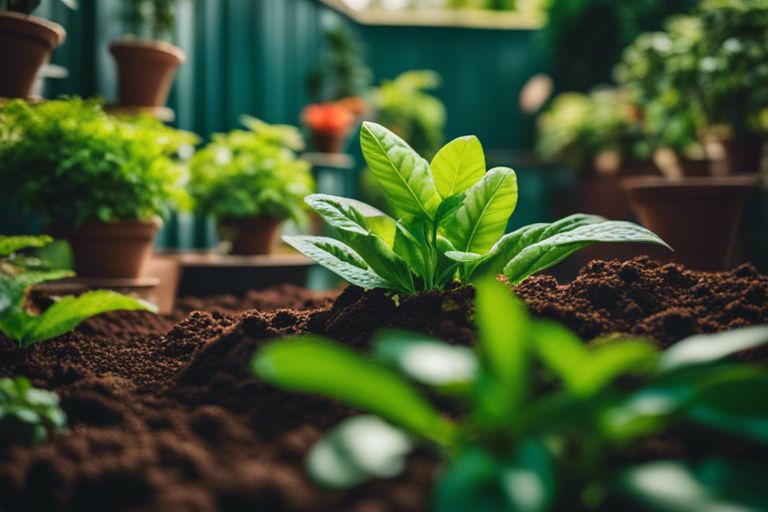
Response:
[[0, 98, 197, 226], [0, 236, 157, 348], [188, 116, 314, 225], [254, 276, 768, 510], [285, 122, 668, 294], [125, 0, 179, 40], [1, 0, 76, 14], [0, 376, 65, 447]]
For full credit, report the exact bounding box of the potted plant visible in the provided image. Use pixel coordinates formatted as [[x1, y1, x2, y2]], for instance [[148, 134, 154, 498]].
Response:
[[189, 116, 314, 255], [0, 0, 74, 99], [0, 98, 197, 278], [109, 0, 185, 109], [302, 102, 356, 154]]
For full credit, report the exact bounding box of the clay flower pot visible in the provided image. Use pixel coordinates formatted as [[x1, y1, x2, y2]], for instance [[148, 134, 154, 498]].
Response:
[[622, 175, 759, 271], [221, 217, 282, 255], [109, 39, 185, 107], [0, 11, 66, 99], [719, 135, 764, 175], [580, 161, 660, 220], [51, 220, 161, 278], [311, 130, 349, 154]]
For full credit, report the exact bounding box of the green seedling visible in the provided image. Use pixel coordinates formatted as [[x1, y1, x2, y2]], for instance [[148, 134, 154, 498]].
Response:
[[0, 376, 66, 447], [285, 122, 669, 294], [0, 235, 157, 348], [253, 276, 768, 511]]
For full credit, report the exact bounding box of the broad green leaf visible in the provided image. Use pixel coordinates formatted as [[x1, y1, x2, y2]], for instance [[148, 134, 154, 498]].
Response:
[[474, 275, 530, 418], [434, 236, 460, 288], [444, 167, 518, 254], [360, 122, 441, 219], [373, 330, 478, 391], [283, 235, 393, 290], [14, 269, 74, 289], [615, 459, 768, 511], [306, 194, 396, 244], [656, 326, 768, 374], [444, 251, 484, 263], [367, 216, 397, 247], [252, 336, 456, 445], [23, 290, 156, 347], [503, 220, 671, 284], [393, 218, 431, 283], [430, 136, 486, 198], [435, 192, 466, 228], [498, 439, 556, 512], [306, 415, 413, 489], [0, 235, 53, 257]]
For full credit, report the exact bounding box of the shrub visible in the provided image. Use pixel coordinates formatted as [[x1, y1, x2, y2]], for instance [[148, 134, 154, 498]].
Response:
[[0, 98, 197, 226], [188, 116, 314, 224], [254, 276, 768, 510]]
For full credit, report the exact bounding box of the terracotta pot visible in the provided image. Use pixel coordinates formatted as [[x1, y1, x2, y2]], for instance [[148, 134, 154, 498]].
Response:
[[720, 135, 764, 175], [109, 39, 185, 107], [622, 175, 759, 271], [580, 161, 659, 220], [312, 131, 349, 154], [51, 220, 160, 278], [221, 217, 282, 255], [0, 11, 65, 99]]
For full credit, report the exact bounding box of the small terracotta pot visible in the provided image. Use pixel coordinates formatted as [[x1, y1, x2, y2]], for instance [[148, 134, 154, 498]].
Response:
[[0, 11, 65, 99], [312, 131, 349, 154], [622, 175, 759, 271], [51, 220, 160, 278], [109, 39, 185, 107], [221, 217, 282, 255], [720, 135, 764, 175]]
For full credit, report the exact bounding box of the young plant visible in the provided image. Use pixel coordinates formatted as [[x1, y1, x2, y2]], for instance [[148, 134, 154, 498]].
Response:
[[188, 116, 314, 225], [125, 0, 179, 40], [0, 376, 65, 447], [253, 277, 768, 510], [0, 235, 157, 348], [285, 122, 669, 294]]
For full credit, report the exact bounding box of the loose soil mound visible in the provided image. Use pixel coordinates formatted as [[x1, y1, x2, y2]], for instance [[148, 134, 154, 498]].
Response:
[[0, 259, 766, 511]]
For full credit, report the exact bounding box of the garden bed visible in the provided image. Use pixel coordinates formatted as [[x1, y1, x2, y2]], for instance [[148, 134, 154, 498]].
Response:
[[1, 258, 767, 512]]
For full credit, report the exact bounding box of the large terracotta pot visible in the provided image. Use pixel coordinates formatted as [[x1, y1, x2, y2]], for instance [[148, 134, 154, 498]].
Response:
[[0, 11, 65, 99], [622, 175, 759, 271], [720, 135, 764, 175], [109, 39, 185, 107], [220, 217, 282, 255], [580, 161, 659, 220], [51, 220, 160, 278], [312, 130, 349, 154]]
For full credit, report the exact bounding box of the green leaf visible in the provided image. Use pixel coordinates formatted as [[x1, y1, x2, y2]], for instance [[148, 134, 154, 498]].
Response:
[[498, 439, 556, 512], [252, 336, 456, 445], [0, 235, 53, 257], [306, 415, 413, 489], [474, 275, 530, 418], [13, 269, 74, 289], [430, 136, 486, 198], [393, 218, 431, 283], [435, 192, 466, 228], [360, 122, 441, 219], [372, 330, 478, 392], [615, 460, 768, 511], [23, 290, 157, 347], [434, 236, 460, 288], [283, 235, 393, 290], [444, 167, 518, 254], [503, 220, 671, 284], [656, 326, 768, 374]]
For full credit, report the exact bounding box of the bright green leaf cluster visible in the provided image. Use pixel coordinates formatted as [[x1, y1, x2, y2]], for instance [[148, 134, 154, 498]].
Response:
[[0, 98, 198, 225], [188, 116, 315, 225], [0, 235, 157, 348], [253, 277, 768, 510], [286, 122, 669, 293], [0, 376, 66, 447]]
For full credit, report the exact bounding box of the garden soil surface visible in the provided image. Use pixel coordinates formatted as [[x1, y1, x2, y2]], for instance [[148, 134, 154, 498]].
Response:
[[1, 258, 767, 512]]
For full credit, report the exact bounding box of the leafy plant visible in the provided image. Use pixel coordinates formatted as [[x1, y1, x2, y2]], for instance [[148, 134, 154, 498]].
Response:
[[0, 98, 197, 226], [285, 122, 668, 294], [188, 116, 314, 224], [0, 235, 157, 348], [0, 376, 65, 447], [1, 0, 76, 14], [254, 276, 768, 510], [307, 24, 372, 102], [125, 0, 179, 40]]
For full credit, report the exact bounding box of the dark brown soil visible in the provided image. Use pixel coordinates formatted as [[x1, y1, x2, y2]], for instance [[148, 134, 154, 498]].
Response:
[[0, 261, 766, 512]]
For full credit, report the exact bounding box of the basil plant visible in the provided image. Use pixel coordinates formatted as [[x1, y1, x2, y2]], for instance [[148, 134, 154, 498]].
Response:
[[285, 122, 669, 294], [254, 277, 768, 511]]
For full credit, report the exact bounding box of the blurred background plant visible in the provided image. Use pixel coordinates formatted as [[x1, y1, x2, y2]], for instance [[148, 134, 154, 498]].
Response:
[[307, 24, 372, 103], [124, 0, 179, 40]]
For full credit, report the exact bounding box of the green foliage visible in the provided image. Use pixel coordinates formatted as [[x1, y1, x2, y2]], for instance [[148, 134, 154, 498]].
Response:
[[1, 0, 75, 14], [307, 24, 372, 102], [188, 116, 314, 224], [253, 276, 768, 510], [373, 70, 446, 159], [0, 235, 157, 348], [0, 98, 197, 225], [536, 88, 653, 172], [125, 0, 179, 40], [0, 376, 66, 447], [286, 122, 668, 294]]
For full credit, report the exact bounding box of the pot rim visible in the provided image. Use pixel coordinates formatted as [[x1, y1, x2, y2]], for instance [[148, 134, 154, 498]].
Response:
[[621, 175, 759, 191], [0, 10, 66, 47], [109, 38, 186, 64]]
